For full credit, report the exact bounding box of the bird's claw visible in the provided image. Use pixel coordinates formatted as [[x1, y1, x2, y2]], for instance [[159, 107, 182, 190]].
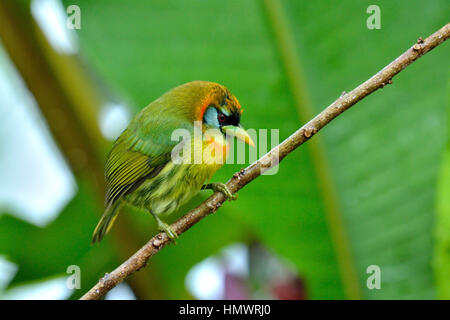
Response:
[[211, 182, 237, 201], [157, 220, 178, 243]]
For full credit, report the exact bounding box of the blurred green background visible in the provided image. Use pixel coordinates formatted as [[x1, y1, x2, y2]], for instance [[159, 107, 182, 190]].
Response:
[[0, 0, 448, 300]]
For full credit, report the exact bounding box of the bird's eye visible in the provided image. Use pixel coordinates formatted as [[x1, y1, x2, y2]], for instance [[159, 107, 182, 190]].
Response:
[[218, 113, 227, 124]]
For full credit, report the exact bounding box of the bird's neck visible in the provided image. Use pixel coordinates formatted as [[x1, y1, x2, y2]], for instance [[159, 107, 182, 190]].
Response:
[[201, 131, 230, 166]]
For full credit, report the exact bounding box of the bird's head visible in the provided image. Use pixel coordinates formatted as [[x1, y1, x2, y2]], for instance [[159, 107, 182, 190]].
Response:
[[200, 85, 254, 147], [167, 81, 254, 147]]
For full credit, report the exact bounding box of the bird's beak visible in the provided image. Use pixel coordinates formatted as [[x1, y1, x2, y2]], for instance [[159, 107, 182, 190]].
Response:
[[222, 125, 255, 147]]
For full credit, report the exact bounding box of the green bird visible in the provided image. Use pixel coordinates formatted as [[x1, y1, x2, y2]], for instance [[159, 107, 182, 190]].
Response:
[[92, 81, 254, 243]]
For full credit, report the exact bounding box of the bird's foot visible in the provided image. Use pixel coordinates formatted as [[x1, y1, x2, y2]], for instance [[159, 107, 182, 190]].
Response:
[[150, 211, 178, 243], [203, 182, 237, 201], [157, 220, 178, 243]]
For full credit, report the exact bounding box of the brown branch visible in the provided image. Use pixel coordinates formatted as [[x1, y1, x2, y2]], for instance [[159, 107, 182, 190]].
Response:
[[80, 23, 450, 300]]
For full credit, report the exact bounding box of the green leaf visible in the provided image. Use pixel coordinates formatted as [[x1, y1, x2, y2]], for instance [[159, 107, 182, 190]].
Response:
[[434, 121, 450, 298], [433, 49, 450, 299], [282, 0, 448, 298], [69, 0, 344, 299], [61, 0, 448, 299]]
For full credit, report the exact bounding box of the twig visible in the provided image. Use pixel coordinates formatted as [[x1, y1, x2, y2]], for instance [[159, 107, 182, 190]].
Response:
[[81, 23, 450, 300]]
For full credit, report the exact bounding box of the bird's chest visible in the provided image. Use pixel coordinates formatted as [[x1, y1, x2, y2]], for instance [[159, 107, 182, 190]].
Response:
[[126, 134, 228, 215]]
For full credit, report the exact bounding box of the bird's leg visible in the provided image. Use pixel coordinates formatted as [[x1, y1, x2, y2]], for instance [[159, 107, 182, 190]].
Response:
[[201, 182, 237, 201], [150, 211, 178, 242]]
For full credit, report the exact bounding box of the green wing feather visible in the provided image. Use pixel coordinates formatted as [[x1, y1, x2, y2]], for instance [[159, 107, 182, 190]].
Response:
[[105, 114, 193, 204], [104, 135, 164, 205], [92, 108, 193, 243]]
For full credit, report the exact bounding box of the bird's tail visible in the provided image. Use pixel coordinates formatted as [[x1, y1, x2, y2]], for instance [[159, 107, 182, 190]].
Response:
[[92, 200, 123, 243]]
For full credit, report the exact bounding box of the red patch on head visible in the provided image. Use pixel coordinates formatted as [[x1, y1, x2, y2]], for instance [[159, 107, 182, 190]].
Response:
[[197, 97, 212, 121]]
